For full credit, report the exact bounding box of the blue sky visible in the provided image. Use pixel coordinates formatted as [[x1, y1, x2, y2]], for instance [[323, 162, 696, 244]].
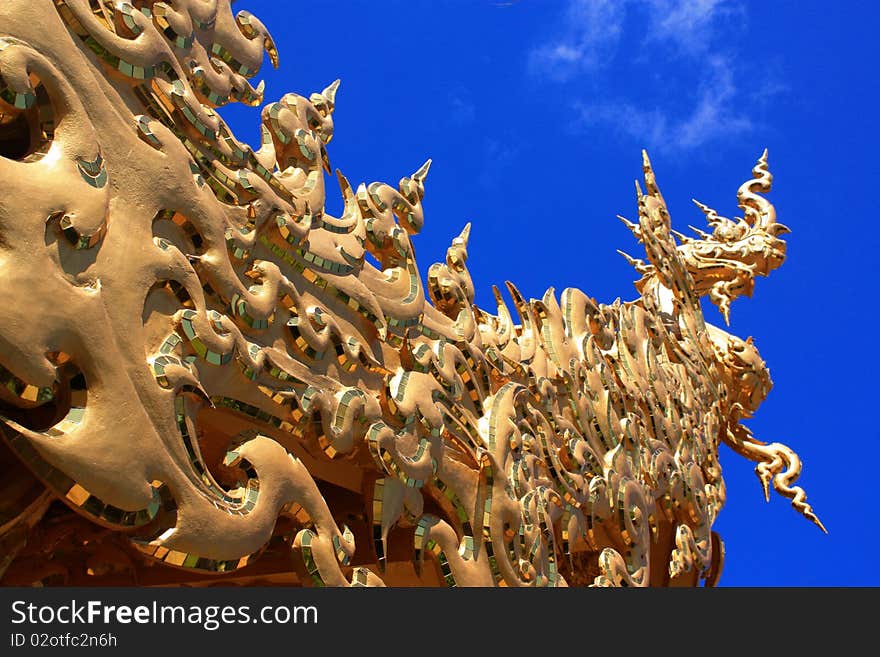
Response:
[[221, 1, 878, 586]]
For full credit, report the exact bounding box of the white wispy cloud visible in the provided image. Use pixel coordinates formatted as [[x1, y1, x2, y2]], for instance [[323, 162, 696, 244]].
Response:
[[529, 0, 757, 152], [527, 0, 624, 81], [479, 137, 519, 189], [644, 0, 738, 53], [449, 93, 476, 125], [575, 56, 752, 151]]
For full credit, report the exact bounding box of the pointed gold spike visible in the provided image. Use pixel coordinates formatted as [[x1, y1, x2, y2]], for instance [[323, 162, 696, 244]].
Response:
[[670, 229, 691, 244], [322, 79, 340, 107], [770, 222, 791, 235], [692, 198, 727, 228], [505, 280, 527, 311], [641, 150, 664, 201], [264, 34, 279, 69], [491, 284, 505, 306], [617, 215, 640, 236], [335, 169, 353, 198], [456, 222, 471, 247], [617, 249, 649, 272], [687, 224, 713, 240], [254, 79, 265, 96], [412, 158, 432, 182], [692, 198, 712, 214]]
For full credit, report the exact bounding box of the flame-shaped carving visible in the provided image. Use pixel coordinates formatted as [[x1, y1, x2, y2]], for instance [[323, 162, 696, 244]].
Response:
[[0, 0, 821, 587]]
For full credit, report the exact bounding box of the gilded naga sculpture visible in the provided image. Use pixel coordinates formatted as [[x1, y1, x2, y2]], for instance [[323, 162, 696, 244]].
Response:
[[0, 0, 822, 587]]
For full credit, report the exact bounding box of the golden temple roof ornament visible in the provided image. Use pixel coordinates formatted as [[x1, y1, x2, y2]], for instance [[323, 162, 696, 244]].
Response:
[[0, 0, 822, 587]]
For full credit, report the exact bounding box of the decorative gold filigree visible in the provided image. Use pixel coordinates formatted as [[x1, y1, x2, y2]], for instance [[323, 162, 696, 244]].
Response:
[[0, 0, 822, 587]]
